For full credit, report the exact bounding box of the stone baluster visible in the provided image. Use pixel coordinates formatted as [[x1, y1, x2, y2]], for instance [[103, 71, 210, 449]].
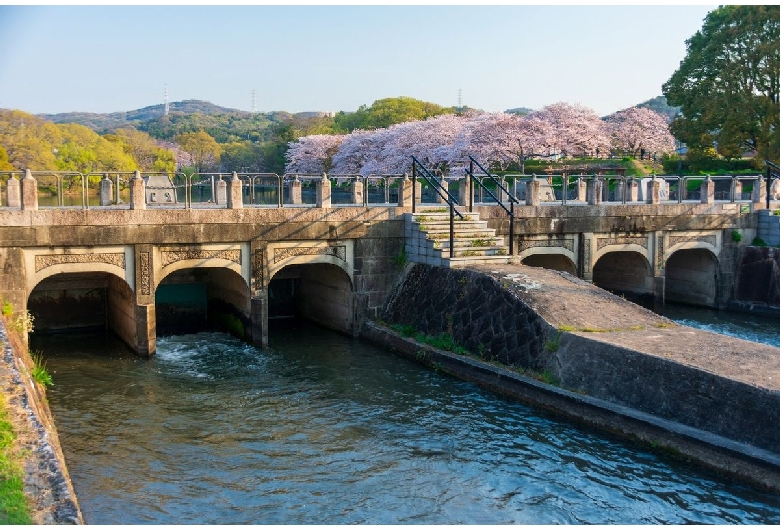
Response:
[[215, 176, 228, 205], [227, 172, 243, 209], [587, 178, 602, 205], [435, 179, 449, 204], [398, 174, 413, 208], [626, 178, 639, 202], [752, 176, 766, 205], [130, 170, 146, 210], [21, 169, 38, 211], [316, 173, 331, 208], [289, 176, 302, 205], [526, 177, 541, 206], [648, 175, 661, 204], [6, 175, 20, 209], [100, 173, 113, 206], [351, 177, 364, 205], [700, 175, 715, 204]]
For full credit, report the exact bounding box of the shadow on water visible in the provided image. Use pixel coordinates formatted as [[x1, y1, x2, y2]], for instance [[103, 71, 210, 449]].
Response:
[[31, 321, 780, 524]]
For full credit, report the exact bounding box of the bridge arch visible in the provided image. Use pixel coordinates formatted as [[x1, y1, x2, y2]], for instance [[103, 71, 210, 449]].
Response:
[[265, 240, 355, 335], [664, 248, 720, 307], [592, 250, 654, 306], [24, 247, 141, 348], [520, 251, 577, 275]]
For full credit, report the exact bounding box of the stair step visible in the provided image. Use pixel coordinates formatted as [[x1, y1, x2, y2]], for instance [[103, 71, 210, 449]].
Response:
[[444, 255, 514, 267]]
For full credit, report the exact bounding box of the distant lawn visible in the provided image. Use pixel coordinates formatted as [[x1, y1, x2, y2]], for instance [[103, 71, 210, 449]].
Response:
[[0, 392, 31, 524]]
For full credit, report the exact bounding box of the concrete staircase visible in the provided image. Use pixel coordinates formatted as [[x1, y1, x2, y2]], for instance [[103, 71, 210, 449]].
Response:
[[404, 208, 513, 267]]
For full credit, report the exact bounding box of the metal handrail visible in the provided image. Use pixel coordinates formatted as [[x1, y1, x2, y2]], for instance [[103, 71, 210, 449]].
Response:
[[411, 157, 463, 259], [466, 156, 517, 255]]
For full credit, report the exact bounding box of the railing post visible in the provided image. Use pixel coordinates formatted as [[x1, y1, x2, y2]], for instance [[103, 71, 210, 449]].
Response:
[[701, 175, 715, 204], [316, 173, 331, 208], [626, 177, 639, 202], [752, 175, 765, 206], [227, 172, 243, 209], [21, 169, 38, 211], [350, 177, 364, 206], [100, 173, 113, 206], [526, 175, 540, 206], [6, 174, 20, 209], [649, 174, 660, 205], [289, 176, 302, 205], [398, 173, 412, 208], [767, 164, 772, 210], [587, 177, 602, 205], [130, 170, 146, 210]]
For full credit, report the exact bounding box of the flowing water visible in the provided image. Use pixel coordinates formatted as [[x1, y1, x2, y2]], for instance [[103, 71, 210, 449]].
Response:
[[38, 311, 780, 524]]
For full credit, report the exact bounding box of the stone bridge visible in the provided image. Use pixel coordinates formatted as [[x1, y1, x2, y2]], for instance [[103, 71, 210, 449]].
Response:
[[0, 170, 774, 355]]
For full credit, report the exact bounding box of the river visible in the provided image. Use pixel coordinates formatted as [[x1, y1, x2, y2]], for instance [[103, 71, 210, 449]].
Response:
[[36, 306, 780, 524]]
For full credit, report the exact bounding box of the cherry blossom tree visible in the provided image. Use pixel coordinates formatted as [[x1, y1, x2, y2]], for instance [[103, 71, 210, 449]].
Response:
[[604, 107, 676, 158], [448, 112, 555, 173], [531, 102, 611, 158], [330, 129, 385, 175], [285, 134, 345, 173]]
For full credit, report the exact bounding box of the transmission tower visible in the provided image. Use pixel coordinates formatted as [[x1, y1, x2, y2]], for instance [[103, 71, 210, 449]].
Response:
[[164, 84, 170, 116], [457, 88, 463, 109], [252, 89, 257, 113]]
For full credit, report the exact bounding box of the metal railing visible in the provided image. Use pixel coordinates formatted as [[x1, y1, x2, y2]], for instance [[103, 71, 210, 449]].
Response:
[[411, 157, 463, 258], [0, 169, 775, 211], [466, 156, 518, 255]]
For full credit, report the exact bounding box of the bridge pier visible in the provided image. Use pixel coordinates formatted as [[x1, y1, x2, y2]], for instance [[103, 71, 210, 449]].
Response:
[[653, 275, 665, 315], [251, 292, 269, 349]]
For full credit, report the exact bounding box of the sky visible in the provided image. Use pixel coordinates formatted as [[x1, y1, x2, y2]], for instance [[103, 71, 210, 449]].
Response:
[[0, 4, 717, 117]]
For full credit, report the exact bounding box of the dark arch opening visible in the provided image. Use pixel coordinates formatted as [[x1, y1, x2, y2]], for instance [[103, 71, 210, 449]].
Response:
[[593, 251, 653, 307], [156, 267, 250, 338], [27, 272, 132, 335], [521, 254, 577, 275], [665, 248, 718, 307], [268, 263, 354, 335]]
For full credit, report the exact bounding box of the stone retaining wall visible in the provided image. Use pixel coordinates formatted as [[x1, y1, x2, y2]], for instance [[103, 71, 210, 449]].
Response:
[[377, 263, 780, 488], [0, 319, 82, 524]]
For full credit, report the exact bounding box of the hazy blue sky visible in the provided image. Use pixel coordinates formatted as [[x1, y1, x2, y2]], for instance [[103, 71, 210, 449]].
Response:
[[0, 5, 716, 116]]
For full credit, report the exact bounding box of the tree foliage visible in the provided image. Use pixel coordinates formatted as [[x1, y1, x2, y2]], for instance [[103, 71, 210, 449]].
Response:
[[333, 96, 455, 133], [175, 131, 221, 172], [662, 5, 780, 161], [291, 102, 676, 176], [0, 110, 176, 172]]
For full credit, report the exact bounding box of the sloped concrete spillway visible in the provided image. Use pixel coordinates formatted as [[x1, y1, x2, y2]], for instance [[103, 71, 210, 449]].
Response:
[[366, 262, 780, 491]]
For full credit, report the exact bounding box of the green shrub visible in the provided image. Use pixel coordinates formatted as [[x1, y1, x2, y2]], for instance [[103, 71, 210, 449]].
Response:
[[731, 230, 743, 243], [752, 237, 768, 247], [0, 302, 11, 318]]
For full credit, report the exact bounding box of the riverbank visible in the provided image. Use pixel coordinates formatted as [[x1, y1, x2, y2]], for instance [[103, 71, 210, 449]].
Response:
[[0, 317, 83, 524], [368, 262, 780, 491]]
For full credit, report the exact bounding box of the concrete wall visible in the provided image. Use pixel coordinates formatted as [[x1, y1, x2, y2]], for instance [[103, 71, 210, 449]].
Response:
[[107, 274, 137, 349], [299, 264, 354, 334], [379, 263, 780, 455]]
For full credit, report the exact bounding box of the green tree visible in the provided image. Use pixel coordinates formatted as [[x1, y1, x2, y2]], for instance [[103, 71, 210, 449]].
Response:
[[333, 96, 454, 133], [662, 6, 780, 162], [220, 141, 264, 172], [105, 128, 176, 172], [0, 146, 13, 171], [175, 131, 221, 172]]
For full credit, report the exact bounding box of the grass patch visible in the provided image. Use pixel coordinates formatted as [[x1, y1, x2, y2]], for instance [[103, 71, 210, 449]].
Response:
[[0, 302, 11, 318], [29, 351, 53, 388], [390, 323, 416, 337], [0, 393, 32, 524]]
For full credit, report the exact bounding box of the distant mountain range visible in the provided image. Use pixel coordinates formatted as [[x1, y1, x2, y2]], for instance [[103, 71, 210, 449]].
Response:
[[38, 100, 249, 132], [36, 96, 679, 133]]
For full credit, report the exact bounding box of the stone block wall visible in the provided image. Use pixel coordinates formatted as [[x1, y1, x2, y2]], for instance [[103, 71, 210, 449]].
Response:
[[381, 264, 554, 369]]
